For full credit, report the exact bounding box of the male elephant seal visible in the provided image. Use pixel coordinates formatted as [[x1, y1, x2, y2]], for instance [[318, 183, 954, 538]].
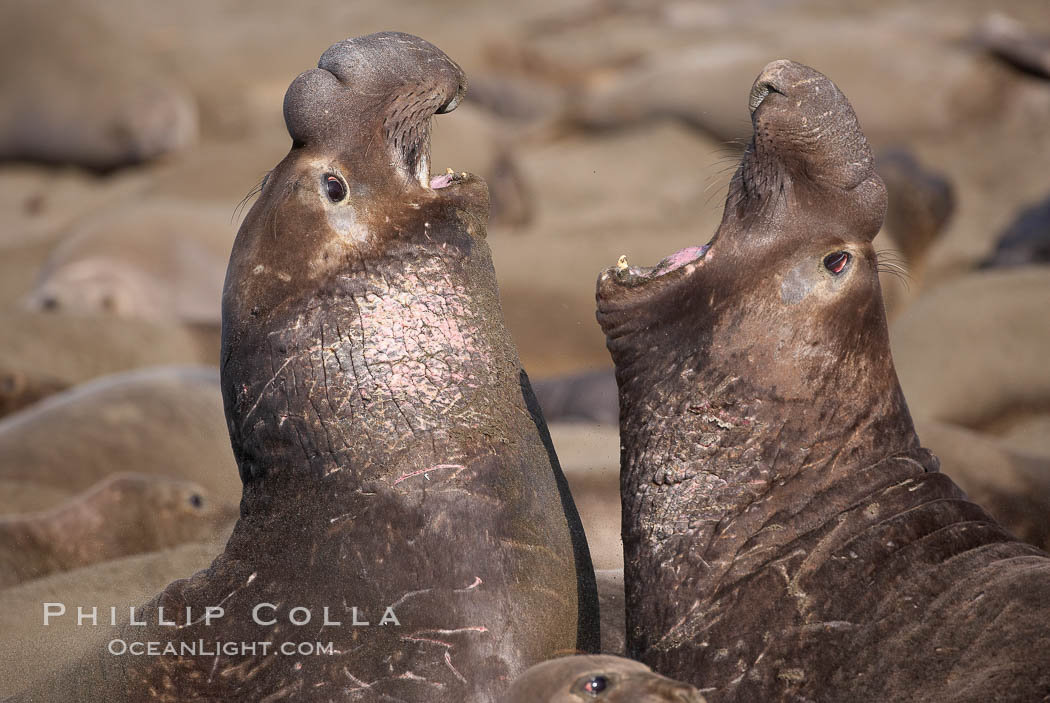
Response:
[[0, 473, 229, 589], [10, 32, 597, 702], [595, 60, 1050, 701], [508, 655, 706, 702]]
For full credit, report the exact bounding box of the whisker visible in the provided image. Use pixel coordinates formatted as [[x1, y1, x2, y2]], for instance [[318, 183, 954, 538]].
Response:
[[232, 172, 271, 224], [876, 257, 913, 290]]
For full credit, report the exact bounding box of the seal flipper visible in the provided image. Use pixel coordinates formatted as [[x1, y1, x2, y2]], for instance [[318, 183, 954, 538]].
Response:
[[519, 367, 601, 654]]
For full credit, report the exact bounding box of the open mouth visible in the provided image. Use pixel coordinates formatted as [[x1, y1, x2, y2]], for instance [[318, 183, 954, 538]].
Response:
[[399, 96, 475, 193], [607, 243, 713, 288], [428, 167, 471, 190]]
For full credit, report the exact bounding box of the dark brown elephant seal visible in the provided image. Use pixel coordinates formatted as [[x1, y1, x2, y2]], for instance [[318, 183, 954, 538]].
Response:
[[0, 473, 231, 589], [10, 32, 597, 702], [508, 655, 706, 703], [979, 192, 1050, 269], [877, 147, 954, 279], [596, 59, 1050, 701], [533, 369, 619, 425]]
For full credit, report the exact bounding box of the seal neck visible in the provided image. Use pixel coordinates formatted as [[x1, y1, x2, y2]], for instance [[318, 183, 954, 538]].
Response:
[[222, 244, 529, 515], [616, 318, 921, 651]]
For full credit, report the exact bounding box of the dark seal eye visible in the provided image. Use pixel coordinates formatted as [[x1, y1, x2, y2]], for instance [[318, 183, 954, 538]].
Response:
[[582, 675, 608, 695], [189, 493, 204, 509], [823, 251, 851, 275], [324, 174, 346, 202]]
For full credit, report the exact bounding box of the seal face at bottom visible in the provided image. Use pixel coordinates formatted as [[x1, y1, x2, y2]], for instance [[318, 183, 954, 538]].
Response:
[[508, 655, 707, 702]]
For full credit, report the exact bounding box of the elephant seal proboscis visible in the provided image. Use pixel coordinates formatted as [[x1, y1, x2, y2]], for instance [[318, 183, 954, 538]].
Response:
[[508, 655, 706, 703], [0, 473, 230, 589], [595, 60, 1050, 701], [10, 31, 598, 702]]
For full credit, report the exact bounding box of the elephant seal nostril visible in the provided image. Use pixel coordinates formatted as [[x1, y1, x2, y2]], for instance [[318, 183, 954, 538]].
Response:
[[437, 81, 468, 114], [748, 82, 772, 114], [749, 80, 788, 115]]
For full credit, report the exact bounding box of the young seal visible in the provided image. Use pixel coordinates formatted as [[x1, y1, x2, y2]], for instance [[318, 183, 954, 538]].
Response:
[[10, 32, 598, 702], [20, 198, 233, 325], [0, 311, 215, 419], [891, 267, 1050, 429], [0, 538, 227, 698], [0, 366, 239, 510], [508, 655, 706, 703], [0, 473, 230, 589], [0, 0, 197, 170], [596, 60, 1050, 701]]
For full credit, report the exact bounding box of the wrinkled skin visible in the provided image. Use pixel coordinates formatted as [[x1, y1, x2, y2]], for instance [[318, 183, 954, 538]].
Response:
[[597, 60, 1050, 701], [12, 32, 597, 702], [508, 655, 706, 703]]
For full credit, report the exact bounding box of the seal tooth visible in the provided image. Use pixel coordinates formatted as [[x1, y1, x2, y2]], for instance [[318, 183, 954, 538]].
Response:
[[417, 151, 430, 189], [617, 255, 629, 271]]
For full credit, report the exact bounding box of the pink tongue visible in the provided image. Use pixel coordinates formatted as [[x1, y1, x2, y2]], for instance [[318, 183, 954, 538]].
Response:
[[653, 245, 709, 275], [430, 173, 454, 189]]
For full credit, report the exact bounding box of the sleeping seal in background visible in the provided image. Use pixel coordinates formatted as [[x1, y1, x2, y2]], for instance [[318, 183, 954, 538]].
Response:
[[0, 366, 239, 512], [596, 60, 1050, 701], [0, 0, 197, 170], [9, 31, 597, 702], [0, 473, 231, 589], [20, 199, 233, 325]]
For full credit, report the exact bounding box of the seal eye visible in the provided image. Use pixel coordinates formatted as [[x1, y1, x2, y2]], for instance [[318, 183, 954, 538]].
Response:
[[582, 675, 608, 695], [823, 251, 851, 275], [324, 175, 346, 203], [189, 493, 204, 509]]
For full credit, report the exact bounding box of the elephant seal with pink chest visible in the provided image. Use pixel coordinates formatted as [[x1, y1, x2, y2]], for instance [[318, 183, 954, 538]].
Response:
[[596, 60, 1050, 701], [9, 32, 597, 702]]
